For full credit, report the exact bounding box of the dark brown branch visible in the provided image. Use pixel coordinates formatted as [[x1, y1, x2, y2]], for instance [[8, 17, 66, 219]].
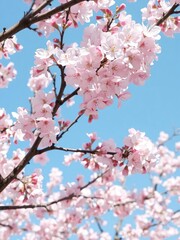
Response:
[[0, 136, 41, 193], [37, 145, 116, 156], [52, 66, 66, 116], [47, 68, 57, 97], [30, 0, 85, 24], [114, 219, 123, 240], [0, 0, 86, 42], [156, 3, 179, 26], [28, 0, 53, 19], [81, 170, 109, 190], [56, 111, 84, 141], [25, 0, 38, 16], [94, 217, 104, 233], [61, 87, 80, 105], [0, 1, 82, 192], [173, 209, 180, 214], [0, 222, 13, 229], [0, 194, 74, 210], [0, 170, 107, 210], [35, 112, 85, 158]]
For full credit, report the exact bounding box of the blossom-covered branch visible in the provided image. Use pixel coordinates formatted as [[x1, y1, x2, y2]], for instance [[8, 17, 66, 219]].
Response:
[[156, 3, 179, 26], [0, 170, 106, 210], [0, 0, 86, 42], [0, 0, 180, 239]]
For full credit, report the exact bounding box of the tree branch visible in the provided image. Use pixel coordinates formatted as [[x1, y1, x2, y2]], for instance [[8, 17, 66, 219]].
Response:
[[0, 170, 108, 210], [156, 3, 179, 26], [61, 87, 80, 105], [28, 0, 53, 19], [94, 217, 104, 233], [52, 65, 66, 116], [0, 222, 13, 229], [0, 0, 87, 42], [114, 219, 123, 240], [56, 111, 84, 140], [37, 145, 116, 156], [0, 136, 41, 193], [157, 128, 180, 147]]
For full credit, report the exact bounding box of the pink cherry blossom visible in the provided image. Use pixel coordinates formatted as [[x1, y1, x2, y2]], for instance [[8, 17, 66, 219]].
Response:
[[122, 128, 158, 174], [30, 90, 55, 116], [35, 117, 59, 147], [0, 35, 22, 59], [28, 73, 53, 91], [0, 108, 12, 130], [46, 167, 63, 193], [141, 0, 180, 36], [33, 152, 49, 165], [163, 176, 180, 195], [12, 107, 36, 142], [175, 141, 180, 150], [157, 131, 169, 144], [0, 62, 17, 88], [0, 1, 179, 239]]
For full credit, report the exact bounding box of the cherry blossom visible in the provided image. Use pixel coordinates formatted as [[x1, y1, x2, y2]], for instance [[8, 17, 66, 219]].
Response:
[[12, 107, 36, 142], [0, 0, 179, 239], [0, 35, 22, 59], [35, 117, 59, 147], [141, 0, 180, 36], [33, 152, 49, 165], [175, 141, 180, 150], [0, 108, 12, 131], [0, 63, 17, 88]]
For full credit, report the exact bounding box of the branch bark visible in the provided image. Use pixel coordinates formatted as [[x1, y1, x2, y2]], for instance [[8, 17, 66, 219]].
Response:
[[0, 0, 86, 42], [37, 145, 116, 156], [0, 136, 41, 193], [0, 170, 107, 210], [156, 3, 179, 26]]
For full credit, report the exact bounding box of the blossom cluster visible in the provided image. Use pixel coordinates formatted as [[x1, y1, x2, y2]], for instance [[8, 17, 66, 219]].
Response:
[[24, 0, 115, 36], [0, 143, 179, 239], [0, 0, 179, 239], [142, 0, 180, 36], [12, 90, 60, 148], [64, 128, 158, 175], [0, 63, 17, 88], [0, 36, 22, 88], [28, 9, 161, 121]]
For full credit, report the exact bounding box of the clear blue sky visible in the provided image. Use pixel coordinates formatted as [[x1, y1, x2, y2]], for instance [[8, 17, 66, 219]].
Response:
[[0, 1, 180, 239]]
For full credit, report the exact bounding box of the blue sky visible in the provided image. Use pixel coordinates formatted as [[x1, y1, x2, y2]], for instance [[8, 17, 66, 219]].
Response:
[[0, 0, 180, 239]]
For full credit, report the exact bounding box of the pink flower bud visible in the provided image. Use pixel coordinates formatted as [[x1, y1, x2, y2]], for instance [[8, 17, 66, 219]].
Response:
[[96, 16, 103, 20], [116, 4, 126, 13]]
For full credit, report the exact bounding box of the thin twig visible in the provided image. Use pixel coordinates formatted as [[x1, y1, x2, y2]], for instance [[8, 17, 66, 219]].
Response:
[[157, 128, 180, 147], [94, 217, 104, 233], [61, 87, 80, 105], [56, 112, 84, 141], [28, 0, 53, 19], [47, 68, 57, 97], [114, 219, 123, 240], [25, 0, 36, 16], [0, 223, 13, 229], [37, 145, 116, 156], [0, 170, 108, 210], [0, 0, 86, 42], [52, 65, 66, 116], [0, 136, 41, 193]]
